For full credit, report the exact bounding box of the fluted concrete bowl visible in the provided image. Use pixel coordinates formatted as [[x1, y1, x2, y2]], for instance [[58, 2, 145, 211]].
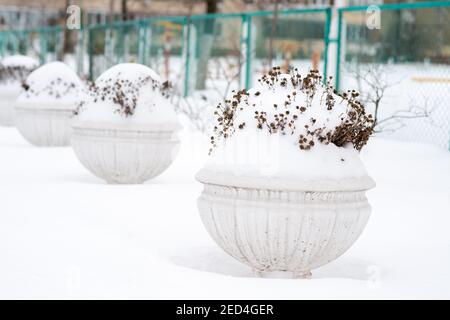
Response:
[[196, 173, 374, 278], [71, 120, 181, 184], [0, 91, 18, 126], [15, 101, 74, 146]]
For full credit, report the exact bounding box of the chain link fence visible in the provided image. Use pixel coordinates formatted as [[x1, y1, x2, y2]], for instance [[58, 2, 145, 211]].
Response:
[[337, 2, 450, 149]]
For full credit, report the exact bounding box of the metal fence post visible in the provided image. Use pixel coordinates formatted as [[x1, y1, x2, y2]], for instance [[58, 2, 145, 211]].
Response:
[[138, 20, 147, 64], [76, 28, 85, 77], [244, 14, 252, 90], [183, 17, 191, 97], [39, 31, 47, 65], [88, 28, 93, 80], [0, 33, 4, 58], [57, 29, 64, 59], [335, 9, 343, 91], [145, 22, 152, 67], [239, 14, 246, 89], [12, 31, 18, 54], [104, 27, 112, 67], [118, 26, 125, 63], [23, 31, 30, 55], [123, 27, 129, 62], [323, 8, 332, 82]]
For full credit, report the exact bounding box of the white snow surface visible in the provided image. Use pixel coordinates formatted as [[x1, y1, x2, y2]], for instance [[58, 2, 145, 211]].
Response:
[[200, 73, 372, 189], [76, 63, 179, 126], [0, 83, 21, 96], [1, 55, 38, 69], [0, 126, 449, 299], [16, 61, 83, 108]]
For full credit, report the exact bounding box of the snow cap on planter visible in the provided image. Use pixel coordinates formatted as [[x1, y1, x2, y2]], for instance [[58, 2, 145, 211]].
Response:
[[14, 61, 84, 146], [17, 61, 83, 107], [71, 63, 181, 184], [0, 55, 38, 126], [197, 67, 375, 191], [74, 63, 179, 127]]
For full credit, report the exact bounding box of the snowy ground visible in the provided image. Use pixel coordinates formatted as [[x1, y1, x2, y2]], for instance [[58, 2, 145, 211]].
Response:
[[0, 126, 449, 299]]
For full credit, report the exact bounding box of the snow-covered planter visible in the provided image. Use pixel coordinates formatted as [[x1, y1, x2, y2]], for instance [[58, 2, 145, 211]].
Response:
[[71, 63, 181, 184], [15, 61, 83, 146], [196, 68, 375, 278], [0, 55, 38, 126]]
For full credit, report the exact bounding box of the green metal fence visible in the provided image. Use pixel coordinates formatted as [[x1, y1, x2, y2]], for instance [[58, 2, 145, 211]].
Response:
[[0, 2, 449, 148], [0, 7, 331, 97], [83, 8, 331, 99]]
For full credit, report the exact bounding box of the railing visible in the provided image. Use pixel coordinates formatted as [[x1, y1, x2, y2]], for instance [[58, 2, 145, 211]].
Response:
[[0, 8, 331, 95]]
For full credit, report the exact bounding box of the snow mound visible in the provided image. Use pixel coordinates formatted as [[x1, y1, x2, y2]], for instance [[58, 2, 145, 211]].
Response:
[[0, 55, 38, 94], [75, 63, 179, 127], [97, 62, 162, 84], [16, 61, 83, 107], [1, 55, 38, 69], [197, 69, 374, 191]]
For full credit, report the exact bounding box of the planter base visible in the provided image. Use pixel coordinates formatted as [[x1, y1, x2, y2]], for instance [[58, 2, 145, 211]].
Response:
[[253, 269, 312, 279]]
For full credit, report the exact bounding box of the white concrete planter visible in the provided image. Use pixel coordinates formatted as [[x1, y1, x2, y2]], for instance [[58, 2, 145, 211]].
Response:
[[197, 172, 375, 278], [71, 120, 181, 184], [15, 102, 74, 146], [0, 91, 19, 126]]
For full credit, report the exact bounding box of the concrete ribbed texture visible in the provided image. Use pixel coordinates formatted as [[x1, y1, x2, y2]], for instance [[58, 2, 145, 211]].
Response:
[[198, 184, 371, 278], [71, 124, 180, 184], [15, 107, 73, 146]]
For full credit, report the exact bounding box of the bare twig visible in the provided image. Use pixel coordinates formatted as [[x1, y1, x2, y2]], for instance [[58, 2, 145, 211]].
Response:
[[347, 63, 433, 133]]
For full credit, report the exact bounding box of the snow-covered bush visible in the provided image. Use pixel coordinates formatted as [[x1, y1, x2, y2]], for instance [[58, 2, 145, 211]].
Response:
[[71, 63, 181, 184], [19, 61, 82, 103], [210, 67, 374, 154], [200, 67, 375, 186], [75, 63, 175, 124], [0, 55, 38, 126], [15, 61, 84, 146]]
